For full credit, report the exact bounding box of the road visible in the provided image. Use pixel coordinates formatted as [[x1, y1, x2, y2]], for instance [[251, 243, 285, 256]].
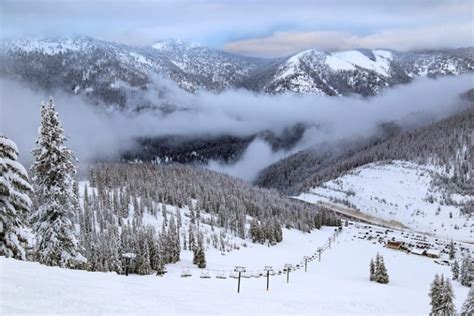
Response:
[[293, 198, 474, 246]]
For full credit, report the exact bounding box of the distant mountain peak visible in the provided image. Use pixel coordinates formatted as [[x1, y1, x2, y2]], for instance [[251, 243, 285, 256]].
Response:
[[152, 39, 205, 51], [0, 36, 472, 110]]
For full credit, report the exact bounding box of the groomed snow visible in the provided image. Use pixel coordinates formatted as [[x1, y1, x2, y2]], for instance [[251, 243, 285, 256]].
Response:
[[1, 225, 469, 315]]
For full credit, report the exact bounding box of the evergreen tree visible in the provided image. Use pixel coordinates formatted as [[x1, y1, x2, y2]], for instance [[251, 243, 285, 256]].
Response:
[[449, 239, 455, 260], [136, 240, 152, 275], [250, 218, 259, 243], [188, 222, 196, 251], [430, 274, 442, 314], [452, 260, 460, 280], [460, 256, 472, 287], [461, 286, 474, 316], [0, 135, 33, 260], [161, 204, 167, 227], [30, 98, 84, 268], [193, 233, 206, 268], [438, 277, 456, 315], [430, 274, 456, 315], [369, 258, 375, 281], [374, 254, 389, 284]]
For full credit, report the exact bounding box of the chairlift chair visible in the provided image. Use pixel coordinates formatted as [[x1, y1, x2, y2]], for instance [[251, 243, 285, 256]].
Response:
[[156, 267, 167, 276], [200, 270, 211, 279], [180, 268, 192, 278]]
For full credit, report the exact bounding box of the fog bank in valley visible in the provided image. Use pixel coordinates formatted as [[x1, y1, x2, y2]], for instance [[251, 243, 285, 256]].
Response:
[[1, 74, 472, 181]]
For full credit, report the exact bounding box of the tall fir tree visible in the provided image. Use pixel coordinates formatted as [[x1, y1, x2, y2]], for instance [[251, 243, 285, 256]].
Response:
[[449, 239, 456, 260], [369, 258, 375, 281], [430, 274, 456, 315], [193, 232, 206, 269], [461, 286, 474, 316], [430, 274, 442, 314], [460, 256, 472, 287], [30, 98, 84, 268], [452, 260, 460, 280], [374, 254, 389, 284], [0, 135, 33, 260], [438, 277, 456, 315]]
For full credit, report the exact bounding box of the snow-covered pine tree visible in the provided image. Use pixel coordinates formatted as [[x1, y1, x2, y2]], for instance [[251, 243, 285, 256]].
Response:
[[461, 286, 474, 315], [0, 135, 33, 260], [375, 254, 389, 284], [369, 258, 375, 281], [162, 204, 168, 227], [449, 239, 455, 260], [193, 232, 206, 269], [437, 277, 456, 315], [136, 239, 152, 275], [30, 98, 84, 268], [429, 274, 442, 314], [452, 259, 460, 280], [188, 221, 196, 252], [461, 256, 472, 287], [250, 218, 259, 243]]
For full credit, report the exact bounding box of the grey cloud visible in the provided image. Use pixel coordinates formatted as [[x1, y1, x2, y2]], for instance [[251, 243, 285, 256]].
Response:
[[1, 75, 471, 181], [1, 0, 472, 51], [224, 22, 474, 57]]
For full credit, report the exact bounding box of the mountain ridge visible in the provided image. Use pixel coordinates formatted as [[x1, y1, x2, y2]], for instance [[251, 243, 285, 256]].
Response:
[[1, 36, 472, 111]]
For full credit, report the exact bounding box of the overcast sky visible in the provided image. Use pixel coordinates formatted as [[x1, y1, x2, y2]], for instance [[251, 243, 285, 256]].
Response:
[[1, 0, 472, 57]]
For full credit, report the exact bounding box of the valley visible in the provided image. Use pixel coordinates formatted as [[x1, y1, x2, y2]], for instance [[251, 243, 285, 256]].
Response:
[[296, 160, 473, 242], [1, 3, 474, 314]]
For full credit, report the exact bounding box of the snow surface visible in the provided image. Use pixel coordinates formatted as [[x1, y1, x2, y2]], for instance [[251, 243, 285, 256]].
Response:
[[296, 161, 473, 241], [330, 50, 392, 77], [325, 55, 356, 71], [3, 38, 86, 55], [1, 224, 469, 315]]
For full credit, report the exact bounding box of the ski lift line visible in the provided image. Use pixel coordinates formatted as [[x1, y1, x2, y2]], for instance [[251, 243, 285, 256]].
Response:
[[175, 231, 340, 278]]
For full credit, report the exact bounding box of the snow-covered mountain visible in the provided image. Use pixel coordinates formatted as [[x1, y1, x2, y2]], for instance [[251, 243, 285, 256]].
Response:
[[151, 39, 266, 89], [0, 37, 266, 110], [1, 36, 472, 110], [258, 48, 473, 95]]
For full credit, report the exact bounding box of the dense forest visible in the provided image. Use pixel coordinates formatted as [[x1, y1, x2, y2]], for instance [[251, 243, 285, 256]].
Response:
[[257, 106, 473, 213]]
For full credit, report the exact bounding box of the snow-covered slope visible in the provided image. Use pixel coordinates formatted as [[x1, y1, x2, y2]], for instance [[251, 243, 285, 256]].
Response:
[[297, 160, 473, 241], [151, 39, 265, 88], [1, 224, 470, 314], [0, 37, 265, 109], [1, 37, 472, 110], [263, 48, 473, 96]]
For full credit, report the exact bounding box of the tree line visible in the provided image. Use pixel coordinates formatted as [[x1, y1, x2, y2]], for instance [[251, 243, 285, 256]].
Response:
[[0, 97, 341, 274]]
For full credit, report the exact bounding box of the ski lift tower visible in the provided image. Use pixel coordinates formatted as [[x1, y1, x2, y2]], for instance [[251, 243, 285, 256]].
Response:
[[284, 264, 293, 283], [121, 252, 136, 276], [264, 266, 273, 291], [234, 266, 246, 293]]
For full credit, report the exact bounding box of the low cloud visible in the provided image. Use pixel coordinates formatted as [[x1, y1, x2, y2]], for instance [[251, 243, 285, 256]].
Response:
[[1, 74, 472, 181]]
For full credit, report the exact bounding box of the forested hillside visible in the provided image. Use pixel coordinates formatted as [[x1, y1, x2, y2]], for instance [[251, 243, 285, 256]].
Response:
[[78, 163, 341, 274], [257, 106, 473, 205]]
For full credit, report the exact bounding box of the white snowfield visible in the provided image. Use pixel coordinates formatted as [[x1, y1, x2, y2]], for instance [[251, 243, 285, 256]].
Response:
[[1, 225, 469, 315], [329, 50, 392, 76], [297, 160, 473, 242]]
